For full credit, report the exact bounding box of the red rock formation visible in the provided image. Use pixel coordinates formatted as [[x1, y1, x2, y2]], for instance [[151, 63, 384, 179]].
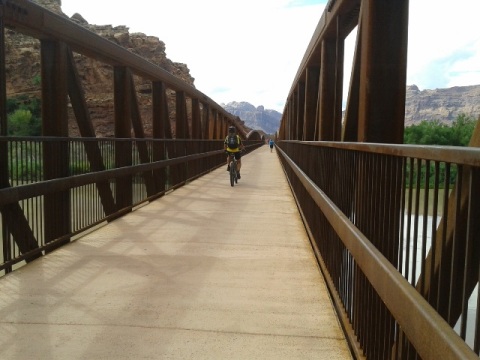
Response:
[[6, 0, 196, 137]]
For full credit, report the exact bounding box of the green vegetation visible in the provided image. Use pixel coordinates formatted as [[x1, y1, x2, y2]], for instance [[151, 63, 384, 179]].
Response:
[[7, 95, 41, 136], [404, 160, 457, 189], [404, 114, 477, 146], [69, 161, 91, 175], [9, 154, 43, 181], [403, 114, 478, 189], [8, 109, 39, 136], [32, 74, 41, 87]]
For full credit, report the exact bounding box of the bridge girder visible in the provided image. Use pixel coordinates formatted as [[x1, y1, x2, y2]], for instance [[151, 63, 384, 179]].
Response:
[[280, 0, 408, 144]]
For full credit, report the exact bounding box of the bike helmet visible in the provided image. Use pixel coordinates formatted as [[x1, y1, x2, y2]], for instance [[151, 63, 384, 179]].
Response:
[[228, 126, 236, 133]]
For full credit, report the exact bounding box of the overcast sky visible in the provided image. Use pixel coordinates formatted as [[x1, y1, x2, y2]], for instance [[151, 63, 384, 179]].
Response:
[[60, 0, 480, 113]]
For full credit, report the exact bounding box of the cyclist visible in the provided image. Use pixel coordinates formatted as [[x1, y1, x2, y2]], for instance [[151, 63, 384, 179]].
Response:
[[224, 126, 245, 179]]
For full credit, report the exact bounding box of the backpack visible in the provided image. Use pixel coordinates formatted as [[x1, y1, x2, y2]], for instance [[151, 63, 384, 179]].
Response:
[[227, 134, 239, 149]]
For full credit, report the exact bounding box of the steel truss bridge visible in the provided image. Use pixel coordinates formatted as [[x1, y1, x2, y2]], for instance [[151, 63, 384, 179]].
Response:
[[1, 1, 480, 359]]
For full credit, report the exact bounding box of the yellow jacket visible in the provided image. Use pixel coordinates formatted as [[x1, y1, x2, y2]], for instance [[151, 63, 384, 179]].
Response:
[[224, 134, 242, 152]]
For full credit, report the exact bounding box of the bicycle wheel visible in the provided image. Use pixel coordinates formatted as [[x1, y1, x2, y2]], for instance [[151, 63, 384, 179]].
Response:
[[229, 161, 236, 187]]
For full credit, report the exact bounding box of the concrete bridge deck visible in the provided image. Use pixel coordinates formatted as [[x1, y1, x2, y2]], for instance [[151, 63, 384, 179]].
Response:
[[0, 146, 352, 359]]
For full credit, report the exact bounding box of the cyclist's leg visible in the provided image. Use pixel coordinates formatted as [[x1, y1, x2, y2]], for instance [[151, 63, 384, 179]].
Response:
[[235, 152, 242, 178], [226, 151, 231, 171], [235, 152, 241, 170]]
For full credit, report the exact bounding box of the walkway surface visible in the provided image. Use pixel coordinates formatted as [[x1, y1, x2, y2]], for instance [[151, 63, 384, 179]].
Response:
[[0, 146, 352, 359]]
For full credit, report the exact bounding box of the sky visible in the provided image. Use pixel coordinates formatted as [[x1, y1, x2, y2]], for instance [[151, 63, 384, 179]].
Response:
[[60, 0, 480, 113]]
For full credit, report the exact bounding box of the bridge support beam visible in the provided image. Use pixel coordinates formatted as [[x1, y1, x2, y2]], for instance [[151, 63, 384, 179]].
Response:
[[288, 92, 294, 140], [152, 81, 172, 140], [202, 105, 210, 140], [0, 18, 5, 137], [175, 91, 188, 139], [303, 66, 319, 141], [333, 19, 345, 141], [126, 75, 156, 197], [66, 49, 116, 216], [41, 40, 71, 250], [296, 82, 305, 141], [213, 110, 220, 140], [318, 39, 341, 140], [152, 81, 170, 192], [357, 0, 408, 143], [219, 114, 226, 140], [114, 66, 133, 211], [342, 22, 361, 142], [192, 98, 202, 140]]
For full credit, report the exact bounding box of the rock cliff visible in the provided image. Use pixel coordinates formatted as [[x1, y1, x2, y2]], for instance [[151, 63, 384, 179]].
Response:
[[222, 102, 281, 135], [7, 0, 195, 137], [7, 1, 480, 137], [222, 84, 480, 135], [405, 84, 480, 125]]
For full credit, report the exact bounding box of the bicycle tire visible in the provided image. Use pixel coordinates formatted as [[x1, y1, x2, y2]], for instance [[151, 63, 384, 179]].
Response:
[[229, 160, 236, 187]]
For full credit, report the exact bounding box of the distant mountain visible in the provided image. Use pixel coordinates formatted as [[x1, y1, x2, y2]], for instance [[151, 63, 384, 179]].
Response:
[[405, 84, 480, 125], [222, 102, 281, 135], [223, 84, 480, 136]]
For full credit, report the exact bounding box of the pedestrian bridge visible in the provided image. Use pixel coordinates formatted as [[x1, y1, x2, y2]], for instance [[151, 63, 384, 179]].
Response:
[[0, 147, 353, 359], [2, 1, 480, 359]]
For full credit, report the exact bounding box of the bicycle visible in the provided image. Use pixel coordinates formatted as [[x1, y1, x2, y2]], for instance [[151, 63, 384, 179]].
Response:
[[227, 152, 239, 187]]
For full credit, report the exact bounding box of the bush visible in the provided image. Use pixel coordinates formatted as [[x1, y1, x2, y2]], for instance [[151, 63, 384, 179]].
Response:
[[403, 114, 478, 189], [7, 95, 42, 136], [8, 109, 41, 136], [404, 114, 477, 146], [69, 161, 91, 175]]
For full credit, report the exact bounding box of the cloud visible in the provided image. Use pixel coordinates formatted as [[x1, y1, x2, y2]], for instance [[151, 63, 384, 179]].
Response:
[[409, 47, 479, 89], [406, 0, 480, 90], [61, 0, 326, 112], [60, 0, 480, 113], [286, 0, 325, 7]]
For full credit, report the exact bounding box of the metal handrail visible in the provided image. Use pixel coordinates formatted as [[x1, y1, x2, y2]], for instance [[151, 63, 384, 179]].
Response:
[[277, 140, 480, 359], [0, 137, 263, 273]]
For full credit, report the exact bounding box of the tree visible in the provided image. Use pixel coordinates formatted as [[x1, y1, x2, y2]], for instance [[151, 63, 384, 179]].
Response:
[[404, 114, 477, 146], [450, 114, 477, 146], [8, 109, 41, 136], [6, 95, 41, 136], [403, 114, 478, 188]]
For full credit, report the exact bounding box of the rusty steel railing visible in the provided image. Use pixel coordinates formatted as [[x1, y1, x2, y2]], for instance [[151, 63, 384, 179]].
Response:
[[277, 140, 480, 359], [0, 2, 265, 274], [0, 136, 262, 274]]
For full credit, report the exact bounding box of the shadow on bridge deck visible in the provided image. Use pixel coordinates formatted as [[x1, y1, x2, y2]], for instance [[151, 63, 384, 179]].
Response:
[[0, 146, 352, 359]]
